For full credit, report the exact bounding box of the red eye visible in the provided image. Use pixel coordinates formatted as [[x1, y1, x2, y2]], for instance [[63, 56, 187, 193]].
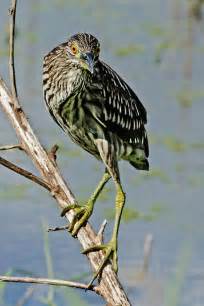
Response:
[[71, 45, 77, 54]]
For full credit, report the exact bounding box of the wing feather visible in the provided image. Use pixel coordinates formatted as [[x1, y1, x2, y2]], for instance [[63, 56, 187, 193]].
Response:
[[92, 61, 149, 157]]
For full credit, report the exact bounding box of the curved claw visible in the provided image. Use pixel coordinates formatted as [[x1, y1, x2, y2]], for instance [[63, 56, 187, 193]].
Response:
[[81, 244, 107, 254], [61, 203, 81, 217], [71, 207, 92, 236], [68, 208, 85, 233], [82, 240, 118, 289], [61, 202, 93, 237]]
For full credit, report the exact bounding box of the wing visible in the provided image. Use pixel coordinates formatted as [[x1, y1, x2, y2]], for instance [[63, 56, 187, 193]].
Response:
[[90, 60, 149, 157]]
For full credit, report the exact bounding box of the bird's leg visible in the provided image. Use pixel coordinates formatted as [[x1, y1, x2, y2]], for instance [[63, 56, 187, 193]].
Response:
[[61, 170, 111, 237], [82, 180, 126, 288]]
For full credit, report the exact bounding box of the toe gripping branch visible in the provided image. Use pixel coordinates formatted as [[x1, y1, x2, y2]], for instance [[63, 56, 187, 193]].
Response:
[[61, 202, 93, 237]]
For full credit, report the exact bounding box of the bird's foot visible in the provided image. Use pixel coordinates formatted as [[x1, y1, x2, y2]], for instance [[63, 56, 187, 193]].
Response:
[[82, 238, 118, 288], [61, 201, 93, 237]]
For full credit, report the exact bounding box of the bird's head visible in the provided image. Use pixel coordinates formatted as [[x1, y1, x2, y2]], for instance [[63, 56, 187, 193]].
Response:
[[66, 33, 100, 74]]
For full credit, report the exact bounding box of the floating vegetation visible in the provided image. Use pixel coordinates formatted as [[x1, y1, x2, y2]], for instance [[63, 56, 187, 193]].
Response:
[[150, 169, 165, 180], [150, 202, 167, 214], [0, 184, 30, 201], [176, 90, 193, 108], [176, 88, 204, 107], [148, 168, 171, 183], [151, 135, 204, 154], [132, 167, 171, 185], [187, 175, 204, 187], [25, 31, 38, 44], [115, 44, 145, 57], [162, 136, 187, 153], [155, 39, 176, 64], [143, 24, 168, 37], [59, 145, 82, 158], [191, 142, 204, 150], [175, 164, 186, 173], [105, 203, 166, 223], [98, 186, 112, 202], [105, 207, 140, 223], [63, 288, 90, 306], [0, 49, 8, 57]]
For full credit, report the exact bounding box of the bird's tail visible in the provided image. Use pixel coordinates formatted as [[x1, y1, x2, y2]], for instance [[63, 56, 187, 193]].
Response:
[[128, 149, 149, 171], [129, 159, 149, 171]]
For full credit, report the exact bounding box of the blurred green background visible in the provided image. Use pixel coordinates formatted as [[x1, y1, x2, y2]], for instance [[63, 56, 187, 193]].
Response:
[[0, 0, 204, 305]]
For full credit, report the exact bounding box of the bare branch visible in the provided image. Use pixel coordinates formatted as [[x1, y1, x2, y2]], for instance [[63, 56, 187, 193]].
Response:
[[97, 219, 107, 244], [0, 156, 51, 191], [48, 144, 59, 164], [0, 275, 97, 292], [9, 0, 18, 99], [48, 225, 69, 232], [0, 144, 23, 151]]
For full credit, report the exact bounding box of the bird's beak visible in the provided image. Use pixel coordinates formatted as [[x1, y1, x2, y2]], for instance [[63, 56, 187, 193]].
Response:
[[80, 52, 94, 74]]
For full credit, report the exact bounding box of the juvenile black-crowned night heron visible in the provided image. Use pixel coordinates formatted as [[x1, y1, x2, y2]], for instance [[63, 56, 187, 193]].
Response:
[[43, 33, 149, 287]]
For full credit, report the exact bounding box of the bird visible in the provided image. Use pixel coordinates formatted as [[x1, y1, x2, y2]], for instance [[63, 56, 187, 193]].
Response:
[[43, 33, 149, 287]]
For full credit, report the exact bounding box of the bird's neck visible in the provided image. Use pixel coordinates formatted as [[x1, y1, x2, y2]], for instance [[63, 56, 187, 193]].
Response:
[[67, 67, 89, 94], [44, 48, 91, 108]]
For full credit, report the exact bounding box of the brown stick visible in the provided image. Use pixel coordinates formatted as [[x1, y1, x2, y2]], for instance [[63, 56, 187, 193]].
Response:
[[9, 0, 18, 99], [0, 275, 97, 292], [0, 156, 51, 191], [0, 144, 22, 151]]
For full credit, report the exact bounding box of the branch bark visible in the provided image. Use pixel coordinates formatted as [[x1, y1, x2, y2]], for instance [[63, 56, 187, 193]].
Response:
[[0, 156, 51, 191], [0, 144, 22, 150], [0, 1, 132, 305], [0, 275, 97, 292], [9, 0, 18, 98]]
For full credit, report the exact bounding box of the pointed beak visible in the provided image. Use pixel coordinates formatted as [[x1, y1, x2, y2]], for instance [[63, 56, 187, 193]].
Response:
[[81, 52, 94, 74]]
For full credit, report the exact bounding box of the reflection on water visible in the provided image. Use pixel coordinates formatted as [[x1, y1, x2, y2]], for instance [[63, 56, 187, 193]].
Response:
[[0, 0, 204, 305]]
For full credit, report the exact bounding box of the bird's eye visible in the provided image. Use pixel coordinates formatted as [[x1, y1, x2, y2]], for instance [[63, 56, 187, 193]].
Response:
[[71, 45, 78, 55]]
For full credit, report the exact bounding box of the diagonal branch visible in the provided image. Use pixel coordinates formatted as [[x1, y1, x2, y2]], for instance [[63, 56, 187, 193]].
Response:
[[0, 275, 98, 292], [0, 156, 51, 191], [0, 144, 23, 151]]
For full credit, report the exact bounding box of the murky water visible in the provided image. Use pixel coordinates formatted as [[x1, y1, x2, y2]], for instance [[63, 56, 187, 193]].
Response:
[[0, 0, 204, 305]]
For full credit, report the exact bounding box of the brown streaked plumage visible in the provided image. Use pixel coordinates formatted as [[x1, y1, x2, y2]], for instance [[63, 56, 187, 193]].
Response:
[[43, 33, 149, 287]]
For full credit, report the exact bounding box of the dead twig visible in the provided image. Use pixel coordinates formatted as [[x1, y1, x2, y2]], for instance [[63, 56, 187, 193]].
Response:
[[0, 275, 97, 292], [48, 144, 59, 164], [48, 225, 69, 232], [9, 0, 18, 99], [97, 219, 107, 244], [0, 156, 51, 191], [0, 144, 23, 151]]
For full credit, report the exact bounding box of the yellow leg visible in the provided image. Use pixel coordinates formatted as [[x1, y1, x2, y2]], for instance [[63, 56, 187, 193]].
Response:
[[61, 170, 111, 236], [82, 181, 126, 288]]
